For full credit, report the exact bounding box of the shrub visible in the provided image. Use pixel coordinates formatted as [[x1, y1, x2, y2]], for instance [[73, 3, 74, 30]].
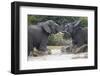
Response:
[[48, 33, 67, 46]]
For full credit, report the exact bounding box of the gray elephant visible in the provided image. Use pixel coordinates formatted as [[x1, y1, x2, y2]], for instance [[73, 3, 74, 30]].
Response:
[[63, 20, 88, 53], [28, 20, 61, 56]]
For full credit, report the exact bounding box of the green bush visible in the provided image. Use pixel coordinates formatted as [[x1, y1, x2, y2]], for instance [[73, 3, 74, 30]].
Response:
[[48, 33, 67, 46], [80, 17, 88, 27]]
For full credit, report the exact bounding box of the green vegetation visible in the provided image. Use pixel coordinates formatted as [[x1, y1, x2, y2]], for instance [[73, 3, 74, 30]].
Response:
[[80, 17, 88, 27], [28, 15, 88, 27], [48, 33, 67, 46]]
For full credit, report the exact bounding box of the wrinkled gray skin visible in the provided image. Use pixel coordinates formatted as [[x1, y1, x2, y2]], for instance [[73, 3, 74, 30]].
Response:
[[28, 20, 61, 56], [63, 20, 88, 47]]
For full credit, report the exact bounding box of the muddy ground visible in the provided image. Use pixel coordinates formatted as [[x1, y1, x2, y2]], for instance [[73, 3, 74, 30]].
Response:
[[28, 46, 88, 61]]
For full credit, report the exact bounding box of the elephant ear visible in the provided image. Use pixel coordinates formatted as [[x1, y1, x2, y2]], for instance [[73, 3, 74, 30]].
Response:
[[42, 24, 51, 34]]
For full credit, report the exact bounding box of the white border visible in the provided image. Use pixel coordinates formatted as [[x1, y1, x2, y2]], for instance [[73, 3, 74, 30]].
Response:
[[20, 6, 95, 70]]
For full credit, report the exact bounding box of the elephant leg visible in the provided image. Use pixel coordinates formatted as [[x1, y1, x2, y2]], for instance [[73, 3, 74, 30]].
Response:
[[38, 39, 48, 51], [36, 40, 49, 56], [71, 44, 77, 53], [28, 40, 33, 56]]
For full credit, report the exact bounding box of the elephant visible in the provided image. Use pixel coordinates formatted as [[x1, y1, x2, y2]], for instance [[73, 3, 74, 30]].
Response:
[[62, 20, 88, 53], [28, 20, 61, 56]]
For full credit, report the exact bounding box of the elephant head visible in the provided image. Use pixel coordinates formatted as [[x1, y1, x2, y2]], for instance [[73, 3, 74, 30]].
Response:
[[63, 19, 88, 47], [38, 20, 61, 34], [63, 20, 81, 34]]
